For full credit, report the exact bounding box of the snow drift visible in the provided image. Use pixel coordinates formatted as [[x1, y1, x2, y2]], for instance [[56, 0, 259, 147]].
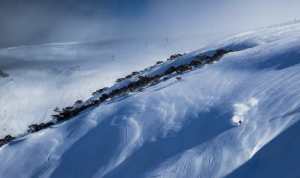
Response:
[[1, 22, 300, 178]]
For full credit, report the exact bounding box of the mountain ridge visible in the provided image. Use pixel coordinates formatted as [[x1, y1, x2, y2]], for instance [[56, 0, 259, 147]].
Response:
[[1, 21, 300, 178]]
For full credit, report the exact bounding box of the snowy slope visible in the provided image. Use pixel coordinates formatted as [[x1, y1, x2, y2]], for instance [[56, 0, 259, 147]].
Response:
[[1, 22, 300, 178], [226, 120, 300, 178], [0, 37, 201, 137]]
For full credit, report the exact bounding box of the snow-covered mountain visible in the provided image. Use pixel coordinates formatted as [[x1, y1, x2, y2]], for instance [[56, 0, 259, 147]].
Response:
[[0, 37, 203, 137], [1, 22, 300, 178]]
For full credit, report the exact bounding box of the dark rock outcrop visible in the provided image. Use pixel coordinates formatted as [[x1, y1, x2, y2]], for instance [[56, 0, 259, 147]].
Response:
[[0, 135, 15, 147], [0, 48, 231, 147], [0, 70, 9, 78]]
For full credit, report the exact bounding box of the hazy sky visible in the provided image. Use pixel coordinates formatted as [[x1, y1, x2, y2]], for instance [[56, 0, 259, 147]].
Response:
[[0, 0, 300, 48]]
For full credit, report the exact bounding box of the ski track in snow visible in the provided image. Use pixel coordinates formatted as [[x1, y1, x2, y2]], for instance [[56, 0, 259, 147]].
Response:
[[1, 22, 300, 178]]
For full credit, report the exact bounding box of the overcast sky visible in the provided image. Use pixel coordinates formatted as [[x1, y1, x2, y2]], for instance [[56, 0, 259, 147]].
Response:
[[0, 0, 300, 48]]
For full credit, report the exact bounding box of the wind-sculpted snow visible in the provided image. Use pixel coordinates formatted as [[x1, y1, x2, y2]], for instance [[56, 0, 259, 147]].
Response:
[[1, 22, 300, 178], [0, 38, 191, 137], [226, 119, 300, 178]]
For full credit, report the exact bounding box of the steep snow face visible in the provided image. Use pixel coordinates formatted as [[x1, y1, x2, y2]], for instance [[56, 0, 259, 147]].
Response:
[[1, 22, 300, 178], [226, 120, 300, 178], [0, 38, 199, 137]]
